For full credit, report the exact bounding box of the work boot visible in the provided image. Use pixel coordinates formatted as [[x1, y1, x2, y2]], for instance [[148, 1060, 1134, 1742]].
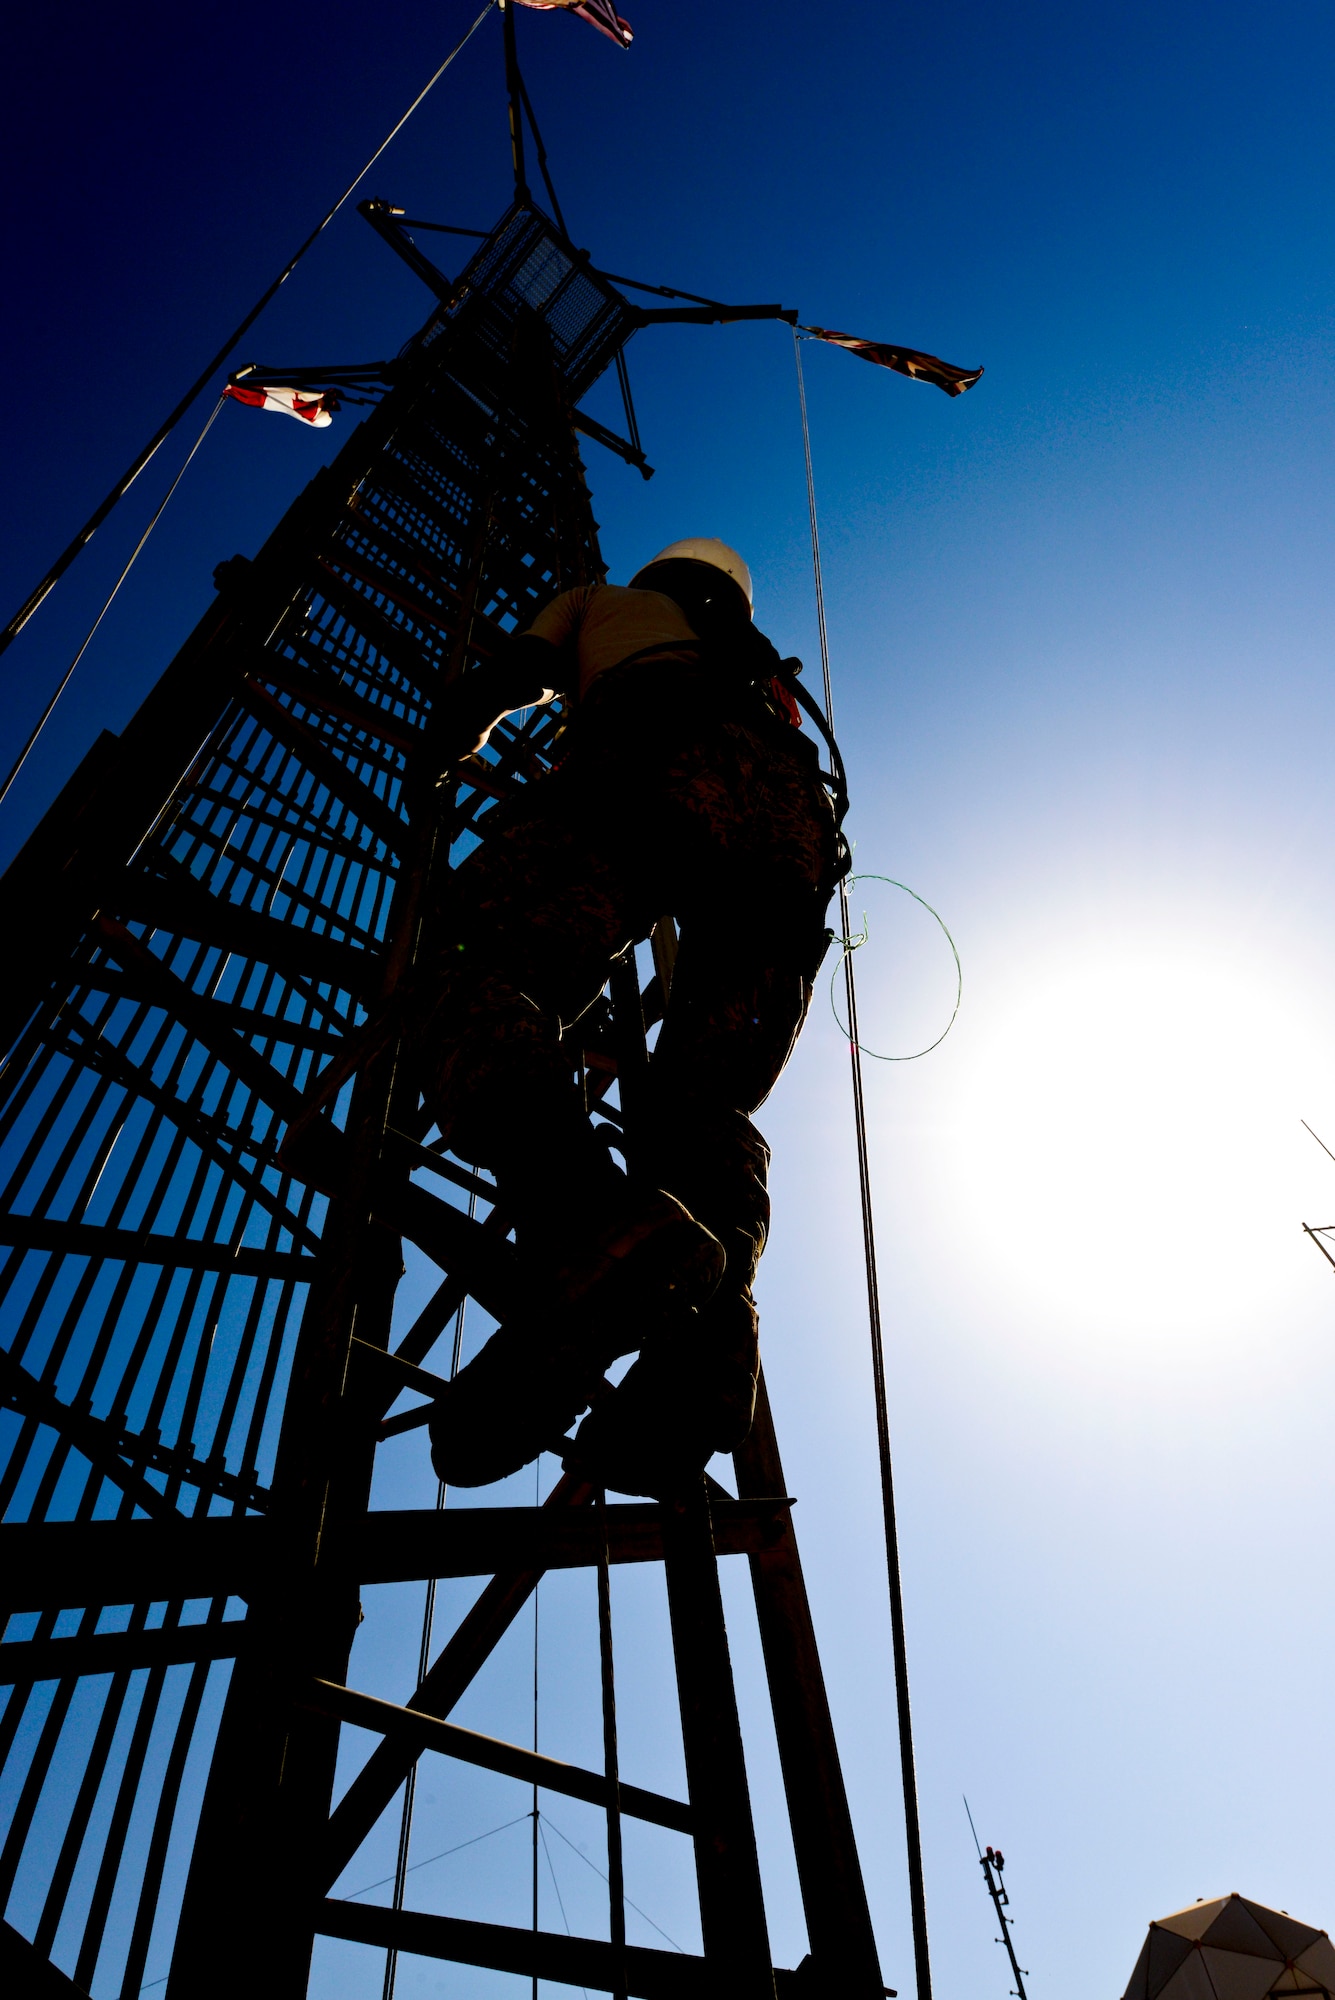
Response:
[[638, 1101, 771, 1294], [461, 1081, 724, 1320], [529, 1184, 726, 1325], [428, 1320, 607, 1487], [563, 1287, 760, 1499], [428, 1190, 726, 1489]]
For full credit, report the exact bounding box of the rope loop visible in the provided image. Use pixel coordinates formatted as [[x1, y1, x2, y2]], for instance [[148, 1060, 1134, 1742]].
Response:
[[829, 873, 962, 1061]]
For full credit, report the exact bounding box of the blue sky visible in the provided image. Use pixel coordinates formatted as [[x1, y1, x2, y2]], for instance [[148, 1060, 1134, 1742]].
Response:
[[5, 2, 1335, 1996]]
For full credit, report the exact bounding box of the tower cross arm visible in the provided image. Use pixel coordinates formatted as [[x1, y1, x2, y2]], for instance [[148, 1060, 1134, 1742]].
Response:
[[358, 197, 456, 303], [630, 302, 800, 327], [571, 406, 654, 478]]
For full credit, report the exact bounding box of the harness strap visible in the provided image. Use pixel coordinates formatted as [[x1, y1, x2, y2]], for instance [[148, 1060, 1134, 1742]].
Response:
[[783, 673, 849, 822]]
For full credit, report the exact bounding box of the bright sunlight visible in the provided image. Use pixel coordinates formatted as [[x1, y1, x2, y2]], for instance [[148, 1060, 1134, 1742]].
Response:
[[933, 925, 1334, 1348]]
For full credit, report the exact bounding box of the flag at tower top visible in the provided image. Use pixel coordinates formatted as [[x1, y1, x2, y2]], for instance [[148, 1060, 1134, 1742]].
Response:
[[513, 0, 633, 49], [804, 326, 983, 396], [223, 383, 339, 427]]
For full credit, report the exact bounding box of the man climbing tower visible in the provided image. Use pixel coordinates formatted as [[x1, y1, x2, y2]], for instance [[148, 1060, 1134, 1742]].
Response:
[[418, 537, 843, 1495]]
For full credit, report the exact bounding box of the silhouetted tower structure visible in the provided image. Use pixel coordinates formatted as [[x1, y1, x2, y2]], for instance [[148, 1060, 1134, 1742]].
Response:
[[0, 192, 884, 1999]]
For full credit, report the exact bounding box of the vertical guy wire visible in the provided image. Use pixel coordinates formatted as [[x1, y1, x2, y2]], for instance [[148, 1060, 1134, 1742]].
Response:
[[595, 1489, 628, 2000], [382, 1475, 444, 2000], [532, 1453, 541, 2000], [793, 326, 934, 2000], [384, 1189, 476, 2000]]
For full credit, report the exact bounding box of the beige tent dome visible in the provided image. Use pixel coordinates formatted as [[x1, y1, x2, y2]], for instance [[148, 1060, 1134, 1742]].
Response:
[[1122, 1895, 1335, 2000]]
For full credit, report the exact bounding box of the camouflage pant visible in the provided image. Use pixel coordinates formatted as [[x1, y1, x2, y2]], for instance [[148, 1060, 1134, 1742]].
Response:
[[418, 667, 839, 1281]]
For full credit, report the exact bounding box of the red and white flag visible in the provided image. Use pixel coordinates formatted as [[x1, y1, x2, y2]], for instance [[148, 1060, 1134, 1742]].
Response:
[[513, 0, 632, 50], [224, 383, 338, 427], [804, 327, 983, 397]]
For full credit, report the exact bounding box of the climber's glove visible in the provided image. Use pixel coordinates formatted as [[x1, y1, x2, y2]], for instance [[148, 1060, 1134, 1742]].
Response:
[[435, 632, 562, 768]]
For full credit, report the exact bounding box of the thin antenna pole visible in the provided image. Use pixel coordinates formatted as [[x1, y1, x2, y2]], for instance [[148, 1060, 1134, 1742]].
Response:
[[982, 1848, 1029, 2000], [963, 1795, 983, 1859], [0, 0, 497, 662], [515, 66, 569, 237], [793, 325, 934, 2000], [500, 1, 530, 198], [964, 1803, 1030, 2000]]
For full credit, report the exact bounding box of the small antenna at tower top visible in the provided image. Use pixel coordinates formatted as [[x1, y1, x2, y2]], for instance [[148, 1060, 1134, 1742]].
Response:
[[500, 0, 530, 198], [963, 1798, 1032, 2000]]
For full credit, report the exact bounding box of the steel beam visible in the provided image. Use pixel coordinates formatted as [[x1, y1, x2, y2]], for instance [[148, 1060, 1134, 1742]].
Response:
[[0, 1623, 246, 1685], [662, 1485, 776, 2000], [315, 1900, 813, 2000], [0, 1920, 93, 1996], [318, 1472, 595, 1889], [0, 1517, 268, 1611], [300, 1679, 693, 1832], [0, 1213, 315, 1280], [0, 1497, 792, 1612], [735, 1376, 885, 1997], [110, 861, 382, 1000]]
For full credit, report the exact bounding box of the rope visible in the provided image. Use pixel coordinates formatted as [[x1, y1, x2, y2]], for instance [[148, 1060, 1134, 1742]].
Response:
[[830, 874, 962, 1061], [0, 0, 498, 660], [0, 391, 226, 810], [541, 1815, 686, 1952], [345, 1812, 531, 1902], [793, 325, 935, 2000], [538, 1820, 591, 2000]]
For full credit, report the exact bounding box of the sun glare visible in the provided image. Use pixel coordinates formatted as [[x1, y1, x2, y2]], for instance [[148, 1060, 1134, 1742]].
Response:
[[934, 930, 1332, 1348]]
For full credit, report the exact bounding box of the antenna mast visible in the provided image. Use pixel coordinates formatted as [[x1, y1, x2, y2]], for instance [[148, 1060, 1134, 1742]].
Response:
[[965, 1798, 1031, 2000]]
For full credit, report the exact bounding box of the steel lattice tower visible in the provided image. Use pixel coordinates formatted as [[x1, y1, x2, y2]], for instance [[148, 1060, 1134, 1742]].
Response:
[[0, 197, 885, 2000]]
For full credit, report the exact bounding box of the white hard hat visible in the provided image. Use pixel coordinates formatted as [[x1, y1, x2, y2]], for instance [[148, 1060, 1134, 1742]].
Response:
[[638, 537, 753, 614]]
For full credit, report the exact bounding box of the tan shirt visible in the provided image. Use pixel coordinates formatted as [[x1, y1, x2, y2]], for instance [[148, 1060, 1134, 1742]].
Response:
[[526, 584, 701, 701]]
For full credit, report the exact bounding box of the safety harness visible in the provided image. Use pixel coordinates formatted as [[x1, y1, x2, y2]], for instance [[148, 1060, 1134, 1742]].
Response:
[[576, 634, 851, 875]]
